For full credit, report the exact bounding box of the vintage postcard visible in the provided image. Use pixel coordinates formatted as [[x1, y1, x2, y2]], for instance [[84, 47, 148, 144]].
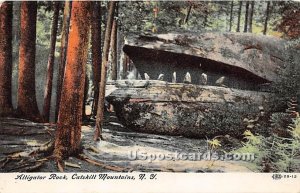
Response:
[[0, 0, 299, 192]]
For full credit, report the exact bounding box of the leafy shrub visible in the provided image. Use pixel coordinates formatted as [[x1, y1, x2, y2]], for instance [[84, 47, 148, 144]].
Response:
[[234, 114, 300, 172]]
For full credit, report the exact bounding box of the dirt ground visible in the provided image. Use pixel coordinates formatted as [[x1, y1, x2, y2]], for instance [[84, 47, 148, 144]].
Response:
[[0, 111, 255, 173]]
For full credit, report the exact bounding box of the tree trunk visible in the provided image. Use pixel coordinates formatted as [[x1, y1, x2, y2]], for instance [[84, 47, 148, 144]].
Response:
[[12, 2, 21, 45], [117, 29, 124, 80], [94, 1, 116, 141], [248, 1, 254, 33], [244, 1, 249, 33], [184, 4, 192, 25], [42, 2, 60, 122], [122, 54, 129, 79], [82, 73, 89, 120], [229, 1, 234, 32], [110, 3, 118, 81], [236, 1, 242, 32], [0, 2, 13, 116], [55, 1, 72, 122], [263, 1, 270, 35], [54, 1, 91, 162], [203, 11, 208, 28], [91, 1, 102, 116], [17, 2, 41, 122]]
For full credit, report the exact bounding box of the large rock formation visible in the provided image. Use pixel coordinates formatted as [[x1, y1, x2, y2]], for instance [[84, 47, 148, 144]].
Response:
[[108, 33, 293, 138], [107, 80, 277, 138], [124, 32, 288, 90]]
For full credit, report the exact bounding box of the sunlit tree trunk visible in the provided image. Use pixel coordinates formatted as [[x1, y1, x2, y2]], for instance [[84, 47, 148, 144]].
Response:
[[43, 2, 60, 122], [91, 1, 102, 116], [0, 2, 13, 116], [17, 2, 41, 122], [244, 1, 249, 32], [236, 1, 242, 32], [263, 1, 271, 35], [229, 1, 234, 32], [248, 1, 254, 33], [55, 1, 72, 122], [54, 1, 91, 163], [94, 1, 116, 141], [110, 3, 118, 81]]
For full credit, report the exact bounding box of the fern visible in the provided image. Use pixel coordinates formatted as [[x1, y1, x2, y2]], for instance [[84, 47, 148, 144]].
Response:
[[234, 113, 300, 172]]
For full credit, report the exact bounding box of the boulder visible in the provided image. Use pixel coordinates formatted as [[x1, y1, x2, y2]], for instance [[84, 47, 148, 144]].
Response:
[[108, 32, 293, 138], [107, 80, 278, 138]]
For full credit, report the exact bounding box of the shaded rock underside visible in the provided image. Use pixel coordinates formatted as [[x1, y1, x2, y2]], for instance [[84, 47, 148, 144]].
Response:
[[124, 32, 287, 83]]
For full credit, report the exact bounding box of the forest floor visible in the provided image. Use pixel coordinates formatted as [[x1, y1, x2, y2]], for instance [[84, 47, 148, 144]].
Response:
[[0, 111, 255, 173]]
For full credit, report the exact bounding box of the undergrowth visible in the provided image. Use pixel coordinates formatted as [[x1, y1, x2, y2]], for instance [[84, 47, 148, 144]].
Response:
[[234, 102, 300, 172]]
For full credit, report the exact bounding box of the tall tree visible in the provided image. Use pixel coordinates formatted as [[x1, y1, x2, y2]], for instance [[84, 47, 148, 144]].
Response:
[[82, 73, 89, 120], [122, 54, 129, 79], [17, 2, 41, 122], [229, 1, 234, 32], [12, 2, 21, 45], [55, 1, 72, 122], [263, 1, 271, 35], [91, 1, 102, 116], [0, 2, 13, 116], [236, 1, 242, 32], [42, 2, 60, 122], [54, 1, 91, 165], [203, 11, 208, 28], [94, 1, 116, 141], [116, 30, 124, 80], [244, 1, 250, 32], [248, 1, 254, 33], [184, 3, 193, 25], [110, 3, 118, 81]]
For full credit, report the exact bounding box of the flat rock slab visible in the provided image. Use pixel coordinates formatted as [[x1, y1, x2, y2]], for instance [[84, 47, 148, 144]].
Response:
[[81, 116, 254, 173], [124, 32, 289, 82]]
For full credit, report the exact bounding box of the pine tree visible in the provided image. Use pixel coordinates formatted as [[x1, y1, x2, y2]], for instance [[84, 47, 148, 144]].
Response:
[[55, 1, 72, 122], [236, 1, 242, 32], [229, 1, 234, 32], [94, 1, 116, 141], [244, 1, 249, 32], [0, 2, 13, 116], [43, 2, 60, 122], [248, 1, 255, 33], [110, 3, 118, 81], [263, 1, 271, 35], [17, 2, 41, 122], [91, 1, 102, 116], [54, 1, 91, 165]]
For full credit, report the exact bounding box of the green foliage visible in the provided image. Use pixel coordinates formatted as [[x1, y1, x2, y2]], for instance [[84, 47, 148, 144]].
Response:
[[36, 5, 53, 46], [207, 138, 222, 150], [276, 1, 300, 39], [293, 114, 300, 137], [116, 1, 300, 37], [269, 45, 300, 116], [235, 114, 300, 172]]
